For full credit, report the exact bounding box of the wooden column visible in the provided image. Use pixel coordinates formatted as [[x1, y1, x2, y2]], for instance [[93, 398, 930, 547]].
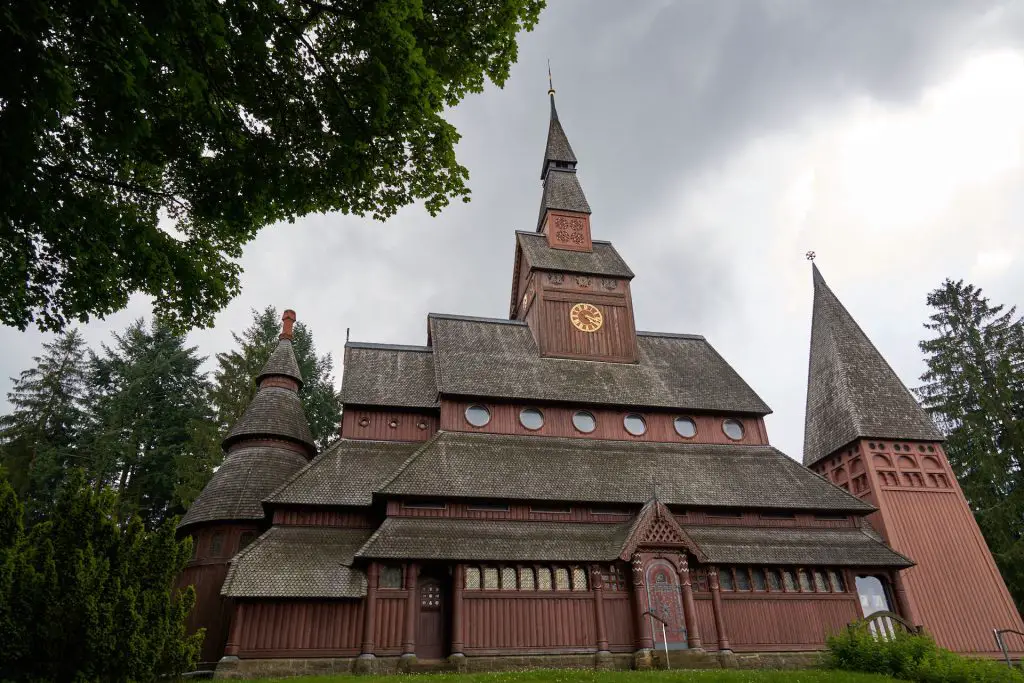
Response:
[[402, 562, 419, 656], [223, 602, 243, 657], [631, 554, 654, 650], [591, 565, 609, 652], [891, 570, 919, 626], [361, 562, 379, 656], [708, 565, 731, 652], [451, 564, 465, 656], [677, 557, 703, 650]]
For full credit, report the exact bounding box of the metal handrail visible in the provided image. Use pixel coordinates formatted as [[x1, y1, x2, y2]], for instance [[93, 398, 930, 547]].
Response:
[[994, 628, 1024, 668], [642, 610, 672, 669]]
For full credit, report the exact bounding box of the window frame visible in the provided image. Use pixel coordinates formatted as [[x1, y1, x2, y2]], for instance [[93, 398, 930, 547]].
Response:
[[623, 413, 647, 436], [518, 407, 545, 431], [465, 403, 492, 428], [572, 410, 597, 434], [722, 418, 745, 441], [674, 416, 698, 439]]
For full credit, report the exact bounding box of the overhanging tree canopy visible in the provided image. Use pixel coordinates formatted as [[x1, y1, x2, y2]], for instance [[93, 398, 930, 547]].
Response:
[[0, 0, 544, 331]]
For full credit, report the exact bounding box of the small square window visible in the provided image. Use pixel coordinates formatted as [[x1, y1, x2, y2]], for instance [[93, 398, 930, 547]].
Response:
[[814, 569, 830, 593], [501, 566, 517, 590], [751, 568, 767, 591], [735, 568, 751, 591], [829, 570, 846, 592], [571, 567, 588, 591], [209, 532, 223, 557], [718, 569, 735, 591], [782, 569, 797, 592], [537, 567, 553, 591], [766, 569, 782, 591], [483, 567, 499, 590], [380, 565, 403, 589], [465, 567, 481, 590], [554, 567, 570, 590], [532, 504, 571, 514], [519, 567, 535, 590], [798, 569, 813, 592]]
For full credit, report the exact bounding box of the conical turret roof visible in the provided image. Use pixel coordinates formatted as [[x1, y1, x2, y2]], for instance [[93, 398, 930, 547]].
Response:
[[803, 265, 941, 466], [540, 94, 577, 179], [257, 339, 303, 386], [536, 92, 591, 231]]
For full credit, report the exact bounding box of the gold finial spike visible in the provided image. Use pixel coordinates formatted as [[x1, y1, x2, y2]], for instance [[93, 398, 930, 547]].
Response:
[[547, 59, 555, 96], [806, 251, 816, 261]]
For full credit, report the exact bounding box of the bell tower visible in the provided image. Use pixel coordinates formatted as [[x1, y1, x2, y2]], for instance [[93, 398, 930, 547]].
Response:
[[508, 82, 638, 363], [803, 265, 1024, 655]]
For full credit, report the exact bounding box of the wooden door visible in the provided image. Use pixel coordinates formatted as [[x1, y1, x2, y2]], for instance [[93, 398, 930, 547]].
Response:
[[416, 577, 446, 659], [646, 561, 688, 649]]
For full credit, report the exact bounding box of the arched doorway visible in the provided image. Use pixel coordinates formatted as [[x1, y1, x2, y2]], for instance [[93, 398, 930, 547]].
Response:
[[645, 559, 688, 649]]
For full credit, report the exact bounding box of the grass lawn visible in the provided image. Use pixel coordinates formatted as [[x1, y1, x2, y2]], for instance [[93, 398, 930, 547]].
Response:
[[251, 670, 899, 683]]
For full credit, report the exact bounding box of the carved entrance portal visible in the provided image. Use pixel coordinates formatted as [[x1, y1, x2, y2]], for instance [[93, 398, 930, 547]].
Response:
[[645, 560, 688, 649]]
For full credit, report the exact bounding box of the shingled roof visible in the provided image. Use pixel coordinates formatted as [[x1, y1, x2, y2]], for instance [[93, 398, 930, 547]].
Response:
[[517, 232, 633, 278], [179, 445, 309, 528], [341, 343, 438, 408], [221, 527, 372, 598], [381, 431, 872, 512], [686, 525, 914, 568], [427, 315, 771, 414], [222, 386, 315, 453], [804, 265, 941, 466], [537, 170, 591, 230], [540, 94, 577, 179], [266, 439, 420, 507], [256, 339, 303, 386], [357, 517, 630, 562]]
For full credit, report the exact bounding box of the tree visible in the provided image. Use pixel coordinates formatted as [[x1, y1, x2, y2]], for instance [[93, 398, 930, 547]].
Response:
[[211, 306, 341, 450], [916, 279, 1024, 609], [0, 472, 202, 682], [86, 320, 220, 527], [0, 0, 545, 332], [0, 330, 89, 510]]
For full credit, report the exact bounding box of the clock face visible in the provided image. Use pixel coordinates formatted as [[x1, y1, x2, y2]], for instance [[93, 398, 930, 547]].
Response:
[[570, 302, 603, 333]]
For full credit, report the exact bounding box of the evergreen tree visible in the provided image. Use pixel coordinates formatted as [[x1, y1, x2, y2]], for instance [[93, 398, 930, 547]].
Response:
[[0, 472, 202, 682], [0, 330, 89, 509], [86, 320, 220, 527], [211, 306, 341, 451], [916, 279, 1024, 609]]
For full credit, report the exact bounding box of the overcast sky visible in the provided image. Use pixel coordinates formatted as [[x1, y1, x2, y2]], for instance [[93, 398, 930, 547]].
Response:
[[3, 0, 1024, 460]]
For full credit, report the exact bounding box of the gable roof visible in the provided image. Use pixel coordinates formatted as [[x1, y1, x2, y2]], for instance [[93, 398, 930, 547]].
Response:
[[265, 438, 420, 507], [804, 265, 941, 466], [428, 314, 771, 414], [179, 445, 309, 529], [221, 527, 372, 598], [516, 232, 634, 279], [341, 343, 438, 408], [620, 498, 707, 561], [380, 431, 872, 512]]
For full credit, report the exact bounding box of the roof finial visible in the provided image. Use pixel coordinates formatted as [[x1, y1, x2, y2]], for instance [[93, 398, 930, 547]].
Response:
[[280, 309, 296, 341], [547, 59, 555, 96], [806, 250, 816, 261]]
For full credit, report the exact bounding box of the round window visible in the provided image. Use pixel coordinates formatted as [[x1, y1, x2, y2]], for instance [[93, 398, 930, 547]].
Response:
[[572, 411, 597, 434], [722, 419, 744, 441], [519, 408, 544, 431], [623, 414, 647, 436], [465, 404, 491, 427], [674, 417, 697, 438]]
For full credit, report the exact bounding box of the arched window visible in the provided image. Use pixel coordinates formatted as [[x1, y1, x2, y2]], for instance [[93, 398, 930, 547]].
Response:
[[855, 575, 892, 616]]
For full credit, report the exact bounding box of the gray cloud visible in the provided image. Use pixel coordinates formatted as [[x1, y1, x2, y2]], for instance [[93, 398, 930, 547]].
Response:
[[3, 0, 1024, 460]]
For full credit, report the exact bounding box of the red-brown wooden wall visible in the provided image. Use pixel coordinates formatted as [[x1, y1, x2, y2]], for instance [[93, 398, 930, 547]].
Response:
[[462, 594, 597, 653], [234, 601, 366, 658], [441, 400, 768, 446], [341, 408, 438, 442]]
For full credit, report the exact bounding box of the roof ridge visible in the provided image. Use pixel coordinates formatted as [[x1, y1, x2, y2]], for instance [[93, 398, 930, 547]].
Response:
[[428, 313, 528, 326], [637, 330, 706, 341], [345, 342, 432, 353]]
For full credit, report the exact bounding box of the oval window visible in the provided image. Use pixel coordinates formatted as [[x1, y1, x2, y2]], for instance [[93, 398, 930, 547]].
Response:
[[623, 414, 646, 436], [572, 410, 597, 434], [519, 408, 544, 431], [722, 419, 744, 440], [674, 417, 697, 438], [465, 404, 491, 427]]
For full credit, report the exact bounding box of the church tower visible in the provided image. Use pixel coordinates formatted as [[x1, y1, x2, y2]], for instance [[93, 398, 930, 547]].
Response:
[[509, 86, 638, 363], [803, 265, 1024, 655], [177, 310, 316, 665]]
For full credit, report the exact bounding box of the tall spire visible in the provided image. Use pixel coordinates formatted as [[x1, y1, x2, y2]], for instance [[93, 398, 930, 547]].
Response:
[[803, 264, 941, 466], [537, 72, 590, 233]]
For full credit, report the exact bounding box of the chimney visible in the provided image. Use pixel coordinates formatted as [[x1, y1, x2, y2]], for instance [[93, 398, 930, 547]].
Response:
[[280, 309, 296, 341]]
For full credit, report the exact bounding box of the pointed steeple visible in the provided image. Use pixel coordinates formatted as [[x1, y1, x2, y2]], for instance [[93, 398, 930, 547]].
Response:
[[536, 80, 591, 233], [803, 265, 941, 466], [180, 310, 315, 529]]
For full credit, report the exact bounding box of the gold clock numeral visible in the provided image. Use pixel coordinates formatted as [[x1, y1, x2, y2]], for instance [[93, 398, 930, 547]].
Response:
[[569, 302, 603, 333]]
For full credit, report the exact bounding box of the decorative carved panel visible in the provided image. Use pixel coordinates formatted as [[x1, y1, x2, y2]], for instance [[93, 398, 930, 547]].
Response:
[[545, 212, 592, 252]]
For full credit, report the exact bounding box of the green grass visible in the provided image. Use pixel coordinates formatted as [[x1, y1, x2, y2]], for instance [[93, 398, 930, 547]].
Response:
[[251, 670, 899, 683]]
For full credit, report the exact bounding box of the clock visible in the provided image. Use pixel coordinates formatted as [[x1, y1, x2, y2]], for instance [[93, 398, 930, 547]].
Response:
[[569, 302, 603, 333]]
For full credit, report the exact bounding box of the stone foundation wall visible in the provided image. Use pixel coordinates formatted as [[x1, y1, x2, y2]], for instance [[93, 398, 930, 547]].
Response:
[[214, 649, 826, 678]]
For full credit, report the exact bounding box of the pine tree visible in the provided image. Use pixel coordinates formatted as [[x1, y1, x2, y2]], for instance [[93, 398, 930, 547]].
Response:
[[0, 330, 89, 508], [0, 472, 202, 682], [211, 306, 341, 451], [916, 279, 1024, 609], [85, 320, 220, 527]]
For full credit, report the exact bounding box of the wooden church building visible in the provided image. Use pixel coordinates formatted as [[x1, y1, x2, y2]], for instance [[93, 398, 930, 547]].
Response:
[[177, 90, 1024, 675]]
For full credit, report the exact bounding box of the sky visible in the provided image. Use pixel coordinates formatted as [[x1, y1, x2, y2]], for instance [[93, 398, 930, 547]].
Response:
[[3, 0, 1024, 460]]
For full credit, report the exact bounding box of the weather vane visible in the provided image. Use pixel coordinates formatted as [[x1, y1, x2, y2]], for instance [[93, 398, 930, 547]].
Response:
[[806, 251, 816, 261], [547, 59, 555, 96]]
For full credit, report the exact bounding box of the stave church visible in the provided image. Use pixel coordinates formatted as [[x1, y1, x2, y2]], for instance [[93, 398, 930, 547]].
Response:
[[177, 88, 1024, 676]]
